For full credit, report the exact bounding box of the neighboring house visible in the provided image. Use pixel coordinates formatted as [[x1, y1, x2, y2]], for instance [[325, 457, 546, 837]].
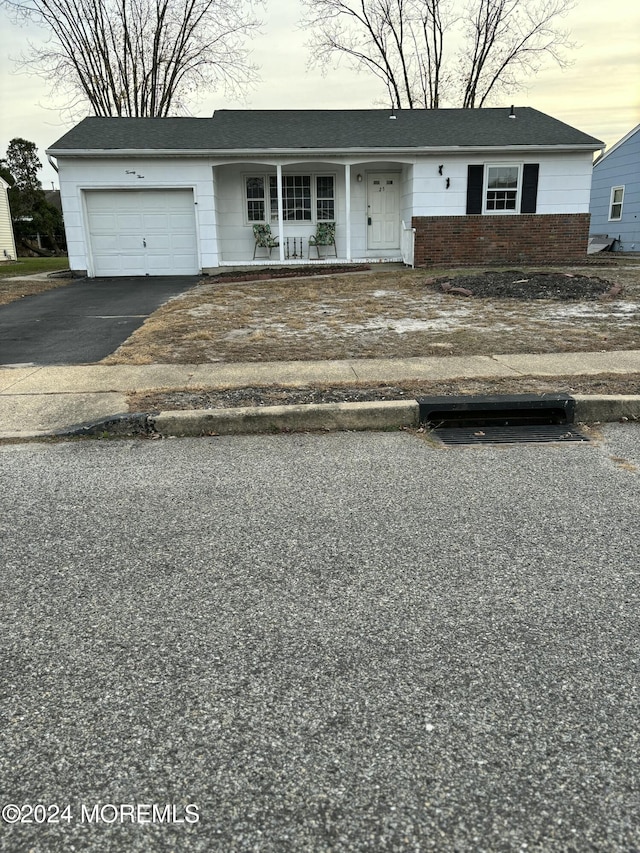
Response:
[[0, 177, 17, 261], [44, 189, 63, 212], [589, 122, 640, 253], [46, 108, 603, 277]]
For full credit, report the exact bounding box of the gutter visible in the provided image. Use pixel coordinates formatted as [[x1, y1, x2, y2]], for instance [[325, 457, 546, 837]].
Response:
[[45, 143, 604, 158]]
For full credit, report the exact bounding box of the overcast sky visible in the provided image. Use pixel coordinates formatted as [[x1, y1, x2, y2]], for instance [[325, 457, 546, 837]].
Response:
[[1, 0, 638, 188]]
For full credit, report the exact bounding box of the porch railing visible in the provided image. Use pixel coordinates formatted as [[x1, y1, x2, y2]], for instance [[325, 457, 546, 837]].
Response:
[[401, 220, 416, 268]]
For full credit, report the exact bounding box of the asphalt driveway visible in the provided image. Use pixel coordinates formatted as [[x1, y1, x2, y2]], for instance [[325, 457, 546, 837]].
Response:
[[0, 276, 200, 365]]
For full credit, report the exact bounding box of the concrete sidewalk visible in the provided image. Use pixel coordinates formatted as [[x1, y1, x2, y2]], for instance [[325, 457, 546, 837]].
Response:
[[2, 350, 640, 439]]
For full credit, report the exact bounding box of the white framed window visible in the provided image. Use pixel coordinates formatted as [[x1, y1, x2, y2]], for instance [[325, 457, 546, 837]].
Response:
[[244, 174, 335, 224], [316, 176, 335, 221], [245, 176, 266, 222], [609, 186, 624, 221], [484, 164, 521, 213]]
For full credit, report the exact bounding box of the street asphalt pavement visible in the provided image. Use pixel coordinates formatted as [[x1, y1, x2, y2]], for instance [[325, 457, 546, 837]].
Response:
[[0, 275, 199, 365], [1, 427, 639, 852]]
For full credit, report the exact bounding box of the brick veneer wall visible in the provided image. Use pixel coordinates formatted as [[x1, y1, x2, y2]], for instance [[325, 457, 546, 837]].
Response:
[[411, 214, 591, 267]]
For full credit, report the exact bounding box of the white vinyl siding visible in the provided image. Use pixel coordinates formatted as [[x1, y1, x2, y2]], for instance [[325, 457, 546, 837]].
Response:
[[0, 179, 17, 260], [406, 153, 594, 217]]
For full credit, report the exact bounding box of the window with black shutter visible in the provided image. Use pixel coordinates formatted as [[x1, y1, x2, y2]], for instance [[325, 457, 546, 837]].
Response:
[[466, 165, 484, 214], [466, 163, 540, 214], [520, 164, 539, 213]]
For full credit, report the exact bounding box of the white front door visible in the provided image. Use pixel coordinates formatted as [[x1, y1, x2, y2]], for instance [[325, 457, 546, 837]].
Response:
[[367, 173, 400, 250], [85, 189, 199, 277]]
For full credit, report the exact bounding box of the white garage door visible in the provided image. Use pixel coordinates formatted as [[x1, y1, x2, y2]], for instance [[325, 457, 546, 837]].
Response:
[[86, 189, 199, 277]]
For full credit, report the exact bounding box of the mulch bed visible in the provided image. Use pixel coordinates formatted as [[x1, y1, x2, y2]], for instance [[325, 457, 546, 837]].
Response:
[[429, 271, 617, 300], [205, 264, 370, 283]]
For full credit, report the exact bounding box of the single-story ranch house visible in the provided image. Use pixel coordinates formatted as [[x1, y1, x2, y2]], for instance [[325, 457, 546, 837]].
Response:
[[47, 108, 603, 277]]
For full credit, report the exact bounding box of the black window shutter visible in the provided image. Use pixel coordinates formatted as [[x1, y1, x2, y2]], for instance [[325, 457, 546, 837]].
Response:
[[466, 165, 484, 214], [521, 164, 539, 213]]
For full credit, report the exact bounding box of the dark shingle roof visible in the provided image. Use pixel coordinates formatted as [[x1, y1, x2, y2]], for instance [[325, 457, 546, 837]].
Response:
[[48, 108, 603, 153]]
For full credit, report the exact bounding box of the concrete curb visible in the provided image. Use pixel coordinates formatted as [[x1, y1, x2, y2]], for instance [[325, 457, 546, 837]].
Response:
[[150, 400, 420, 437], [573, 395, 640, 424], [147, 394, 640, 438], [49, 394, 640, 439]]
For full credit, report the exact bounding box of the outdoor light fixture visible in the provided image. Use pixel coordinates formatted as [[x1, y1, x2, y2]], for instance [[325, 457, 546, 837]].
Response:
[[356, 173, 363, 182]]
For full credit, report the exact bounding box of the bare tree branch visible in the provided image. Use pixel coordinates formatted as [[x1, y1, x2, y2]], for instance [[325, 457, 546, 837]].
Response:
[[1, 0, 262, 117], [301, 0, 576, 108]]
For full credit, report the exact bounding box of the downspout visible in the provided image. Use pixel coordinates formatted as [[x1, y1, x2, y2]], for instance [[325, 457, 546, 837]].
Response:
[[47, 154, 59, 174]]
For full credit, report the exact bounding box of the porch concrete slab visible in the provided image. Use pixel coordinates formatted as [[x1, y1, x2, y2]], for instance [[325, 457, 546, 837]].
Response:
[[494, 350, 640, 376], [0, 392, 127, 439], [348, 355, 518, 383]]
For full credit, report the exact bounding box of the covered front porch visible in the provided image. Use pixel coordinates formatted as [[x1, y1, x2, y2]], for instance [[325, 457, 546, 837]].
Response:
[[211, 159, 415, 268]]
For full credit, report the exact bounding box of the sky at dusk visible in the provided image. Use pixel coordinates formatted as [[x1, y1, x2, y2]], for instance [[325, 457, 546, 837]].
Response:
[[1, 0, 638, 188]]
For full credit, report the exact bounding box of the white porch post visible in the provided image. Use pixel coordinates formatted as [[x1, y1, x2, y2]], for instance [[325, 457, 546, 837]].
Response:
[[276, 164, 285, 263], [345, 163, 352, 261]]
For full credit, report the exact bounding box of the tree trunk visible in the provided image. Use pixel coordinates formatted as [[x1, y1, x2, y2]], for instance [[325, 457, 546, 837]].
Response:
[[20, 238, 54, 257]]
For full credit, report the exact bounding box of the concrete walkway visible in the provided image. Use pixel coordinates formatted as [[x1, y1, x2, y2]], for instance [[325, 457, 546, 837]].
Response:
[[2, 350, 640, 439]]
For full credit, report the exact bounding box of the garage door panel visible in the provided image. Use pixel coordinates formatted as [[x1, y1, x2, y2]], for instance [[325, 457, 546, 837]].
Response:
[[115, 213, 145, 231], [145, 235, 171, 249], [91, 235, 122, 251], [146, 254, 194, 274], [87, 212, 118, 231], [93, 254, 146, 274], [86, 190, 199, 277], [142, 213, 171, 231]]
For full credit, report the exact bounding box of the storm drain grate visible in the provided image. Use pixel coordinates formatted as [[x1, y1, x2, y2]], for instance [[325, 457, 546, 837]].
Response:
[[430, 424, 590, 446], [418, 393, 591, 446]]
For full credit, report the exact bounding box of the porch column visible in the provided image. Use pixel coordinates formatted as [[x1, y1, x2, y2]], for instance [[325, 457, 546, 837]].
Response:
[[276, 164, 285, 263], [344, 164, 352, 261]]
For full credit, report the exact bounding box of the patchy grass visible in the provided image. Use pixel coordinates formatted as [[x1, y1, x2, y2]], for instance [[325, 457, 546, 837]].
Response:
[[103, 262, 640, 365], [0, 257, 72, 306], [0, 257, 70, 278]]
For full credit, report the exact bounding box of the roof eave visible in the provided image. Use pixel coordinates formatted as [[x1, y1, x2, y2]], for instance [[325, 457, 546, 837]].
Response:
[[47, 143, 604, 158], [593, 122, 640, 167]]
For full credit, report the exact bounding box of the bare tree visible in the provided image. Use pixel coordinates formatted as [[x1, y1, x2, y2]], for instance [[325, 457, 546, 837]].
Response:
[[2, 0, 262, 116], [460, 0, 574, 106], [301, 0, 575, 109]]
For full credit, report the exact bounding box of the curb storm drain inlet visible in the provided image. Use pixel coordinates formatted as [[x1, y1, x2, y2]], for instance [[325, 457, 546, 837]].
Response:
[[418, 394, 591, 446]]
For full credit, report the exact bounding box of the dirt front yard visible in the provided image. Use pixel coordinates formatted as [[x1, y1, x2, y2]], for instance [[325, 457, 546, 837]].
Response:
[[104, 261, 640, 366], [106, 259, 640, 412]]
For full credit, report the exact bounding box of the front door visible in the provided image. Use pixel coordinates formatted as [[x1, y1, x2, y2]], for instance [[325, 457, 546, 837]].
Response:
[[367, 173, 400, 250]]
